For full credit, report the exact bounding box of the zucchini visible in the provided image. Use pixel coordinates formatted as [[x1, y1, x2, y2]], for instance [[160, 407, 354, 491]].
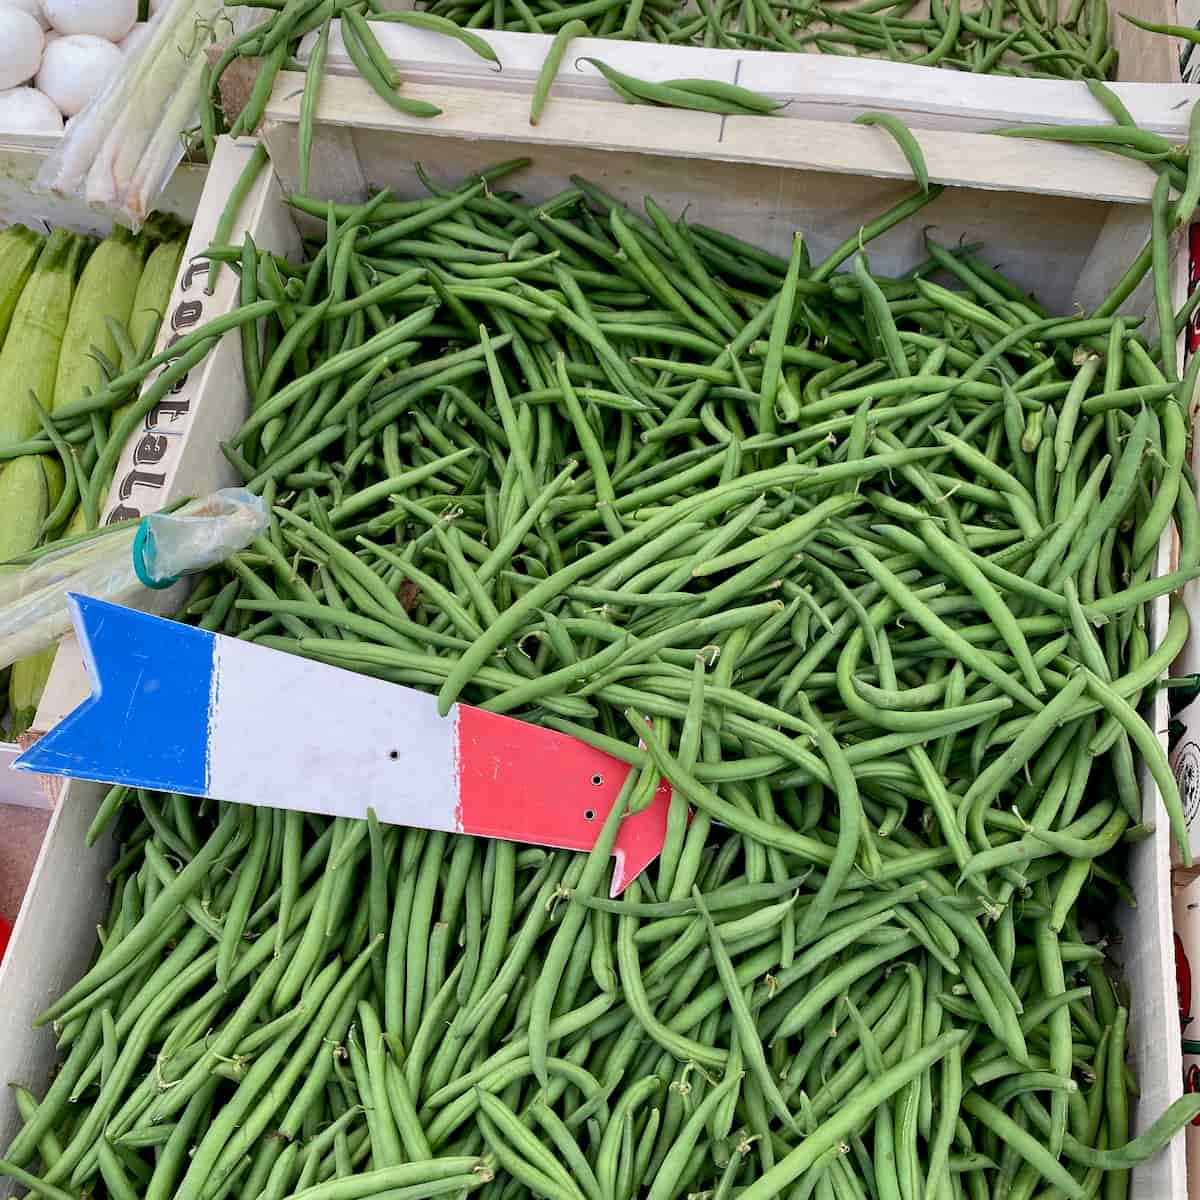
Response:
[[0, 225, 45, 348], [128, 237, 184, 354], [6, 226, 152, 736], [0, 454, 64, 564], [74, 237, 186, 524], [0, 231, 88, 445], [1, 456, 65, 739], [53, 227, 148, 414], [8, 653, 53, 740]]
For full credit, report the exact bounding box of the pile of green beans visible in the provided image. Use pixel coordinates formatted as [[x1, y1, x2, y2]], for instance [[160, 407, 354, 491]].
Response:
[[419, 0, 1116, 77], [208, 0, 1123, 148], [7, 153, 1200, 1200]]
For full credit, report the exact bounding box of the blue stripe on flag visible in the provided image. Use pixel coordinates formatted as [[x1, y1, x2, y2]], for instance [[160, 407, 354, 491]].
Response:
[[14, 595, 214, 795]]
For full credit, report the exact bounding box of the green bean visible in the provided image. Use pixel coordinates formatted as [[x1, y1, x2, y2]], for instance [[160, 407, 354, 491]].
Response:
[[531, 19, 589, 123], [281, 1158, 489, 1200], [1120, 10, 1200, 42], [216, 806, 272, 986], [39, 808, 240, 1025], [1151, 171, 1178, 380], [372, 10, 502, 63], [207, 144, 270, 294], [645, 1072, 742, 1200], [665, 76, 786, 112], [1054, 352, 1101, 472], [962, 1093, 1086, 1198], [298, 20, 330, 196], [1083, 668, 1190, 861], [741, 1032, 967, 1200], [0, 1160, 77, 1200], [850, 544, 1040, 712], [854, 112, 930, 191], [993, 122, 1178, 156], [1020, 1089, 1200, 1170], [476, 1090, 584, 1200], [694, 887, 796, 1128], [577, 57, 778, 114], [340, 14, 443, 118], [1176, 98, 1200, 225]]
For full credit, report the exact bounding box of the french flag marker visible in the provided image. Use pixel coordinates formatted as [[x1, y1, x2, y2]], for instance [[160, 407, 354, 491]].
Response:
[[15, 595, 671, 895]]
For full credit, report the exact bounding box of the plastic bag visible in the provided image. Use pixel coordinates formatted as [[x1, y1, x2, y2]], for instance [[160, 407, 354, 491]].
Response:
[[0, 490, 267, 670], [36, 1, 258, 229]]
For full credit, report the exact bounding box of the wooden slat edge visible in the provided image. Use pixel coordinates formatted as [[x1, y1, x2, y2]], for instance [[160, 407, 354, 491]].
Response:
[[262, 71, 1158, 205]]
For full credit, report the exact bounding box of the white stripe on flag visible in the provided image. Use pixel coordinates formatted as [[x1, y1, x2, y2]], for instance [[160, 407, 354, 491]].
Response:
[[207, 635, 460, 828]]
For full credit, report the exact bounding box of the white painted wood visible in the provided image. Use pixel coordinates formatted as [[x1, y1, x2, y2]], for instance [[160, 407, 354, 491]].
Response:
[[1119, 702, 1190, 1198], [0, 746, 48, 810], [1117, 527, 1190, 1197], [207, 636, 461, 828], [258, 120, 367, 238], [0, 106, 1190, 1199]]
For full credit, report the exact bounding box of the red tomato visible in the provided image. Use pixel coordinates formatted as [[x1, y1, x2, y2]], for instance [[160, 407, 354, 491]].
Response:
[[0, 914, 10, 962]]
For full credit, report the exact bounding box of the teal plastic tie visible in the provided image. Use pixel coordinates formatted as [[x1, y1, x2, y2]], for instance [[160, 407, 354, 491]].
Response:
[[132, 520, 180, 591]]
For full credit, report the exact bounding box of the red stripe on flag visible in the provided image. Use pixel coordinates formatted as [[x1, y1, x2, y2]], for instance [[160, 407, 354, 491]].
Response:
[[456, 704, 637, 850], [455, 705, 672, 893]]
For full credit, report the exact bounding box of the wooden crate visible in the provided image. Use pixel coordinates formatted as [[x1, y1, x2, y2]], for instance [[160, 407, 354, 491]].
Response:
[[1, 84, 1193, 1194]]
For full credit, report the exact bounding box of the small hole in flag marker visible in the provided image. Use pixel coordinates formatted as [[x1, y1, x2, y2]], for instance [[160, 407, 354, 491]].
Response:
[[389, 751, 399, 760], [584, 809, 596, 821], [591, 774, 603, 786]]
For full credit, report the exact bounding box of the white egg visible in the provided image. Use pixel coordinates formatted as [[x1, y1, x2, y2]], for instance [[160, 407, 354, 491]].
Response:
[[0, 0, 48, 30], [43, 0, 136, 40], [36, 33, 121, 116], [0, 85, 63, 132], [0, 9, 44, 90], [119, 20, 151, 55]]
